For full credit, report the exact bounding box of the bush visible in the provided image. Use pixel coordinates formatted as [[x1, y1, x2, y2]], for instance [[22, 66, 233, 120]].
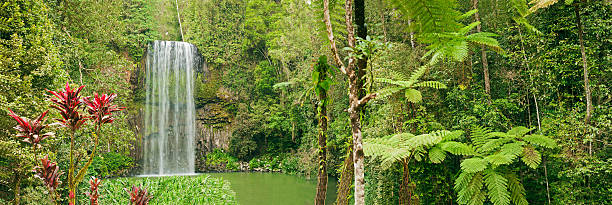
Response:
[[228, 127, 257, 160], [280, 156, 300, 175], [89, 152, 134, 178], [205, 149, 239, 171]]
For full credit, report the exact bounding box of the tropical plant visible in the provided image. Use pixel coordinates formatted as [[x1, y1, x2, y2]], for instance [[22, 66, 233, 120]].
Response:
[[34, 156, 63, 203], [48, 82, 88, 132], [48, 82, 88, 205], [125, 185, 152, 205], [84, 177, 101, 205], [454, 126, 557, 205], [48, 83, 124, 205], [376, 65, 447, 103], [364, 130, 465, 204], [7, 109, 54, 151], [6, 82, 128, 205]]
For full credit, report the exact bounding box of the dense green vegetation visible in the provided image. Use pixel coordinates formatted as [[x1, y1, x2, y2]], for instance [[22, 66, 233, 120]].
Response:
[[100, 175, 236, 204], [1, 0, 610, 204]]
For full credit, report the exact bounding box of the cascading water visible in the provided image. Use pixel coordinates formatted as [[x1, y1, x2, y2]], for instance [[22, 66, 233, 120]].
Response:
[[142, 40, 198, 175]]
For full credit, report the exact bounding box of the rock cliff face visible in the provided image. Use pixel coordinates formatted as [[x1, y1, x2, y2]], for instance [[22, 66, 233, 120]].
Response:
[[130, 44, 234, 173], [194, 101, 233, 171]]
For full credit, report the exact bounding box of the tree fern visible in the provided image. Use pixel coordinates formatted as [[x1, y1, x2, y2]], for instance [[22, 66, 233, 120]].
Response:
[[461, 158, 488, 173], [454, 126, 556, 205], [364, 130, 465, 167], [375, 65, 446, 103], [521, 145, 541, 169], [484, 154, 514, 166], [440, 141, 475, 156], [456, 172, 486, 205], [484, 169, 511, 205], [522, 134, 557, 148], [428, 146, 446, 163], [505, 172, 528, 205]]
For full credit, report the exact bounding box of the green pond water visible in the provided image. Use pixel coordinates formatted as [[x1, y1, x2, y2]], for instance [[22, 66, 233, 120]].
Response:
[[207, 172, 338, 205]]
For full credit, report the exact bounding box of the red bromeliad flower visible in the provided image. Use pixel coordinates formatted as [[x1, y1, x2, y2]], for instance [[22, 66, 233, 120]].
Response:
[[48, 82, 88, 131], [34, 156, 63, 191], [125, 185, 152, 205], [7, 109, 54, 148], [84, 177, 101, 205], [83, 93, 125, 127]]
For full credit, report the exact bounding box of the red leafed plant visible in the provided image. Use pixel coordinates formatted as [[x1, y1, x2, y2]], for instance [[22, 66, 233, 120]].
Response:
[[34, 156, 63, 203], [83, 93, 125, 127], [126, 185, 152, 205], [84, 177, 101, 205], [7, 109, 54, 149], [48, 82, 88, 131], [7, 81, 135, 205], [48, 82, 89, 205]]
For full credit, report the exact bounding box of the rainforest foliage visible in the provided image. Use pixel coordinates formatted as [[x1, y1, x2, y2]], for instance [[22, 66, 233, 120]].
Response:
[[1, 0, 610, 204]]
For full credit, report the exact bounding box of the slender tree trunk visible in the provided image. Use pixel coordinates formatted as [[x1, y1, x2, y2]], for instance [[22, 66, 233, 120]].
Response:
[[353, 0, 367, 204], [315, 82, 329, 205], [13, 172, 21, 205], [574, 3, 592, 128], [322, 1, 376, 203], [335, 149, 354, 205], [399, 160, 411, 205], [472, 0, 491, 99], [175, 0, 184, 41]]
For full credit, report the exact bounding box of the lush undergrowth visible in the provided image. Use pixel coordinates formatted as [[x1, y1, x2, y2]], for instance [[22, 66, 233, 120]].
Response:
[[99, 175, 236, 204]]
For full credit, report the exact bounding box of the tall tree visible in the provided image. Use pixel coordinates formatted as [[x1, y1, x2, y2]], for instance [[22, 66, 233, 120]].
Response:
[[323, 0, 377, 204], [472, 0, 491, 98], [313, 56, 334, 205], [528, 0, 593, 150], [573, 3, 592, 127]]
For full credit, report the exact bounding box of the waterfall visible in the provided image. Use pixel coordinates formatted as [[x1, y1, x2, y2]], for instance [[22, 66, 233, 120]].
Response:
[[142, 41, 198, 175]]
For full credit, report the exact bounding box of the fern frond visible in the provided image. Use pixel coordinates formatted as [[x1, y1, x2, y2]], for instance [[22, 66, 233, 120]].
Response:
[[484, 169, 510, 205], [459, 22, 481, 35], [499, 142, 525, 159], [479, 137, 512, 153], [405, 88, 422, 103], [441, 141, 475, 156], [407, 132, 442, 149], [364, 133, 416, 169], [375, 86, 404, 99], [375, 78, 415, 88], [484, 154, 513, 166], [390, 0, 462, 33], [505, 172, 528, 205], [521, 145, 541, 169], [522, 134, 556, 148], [429, 146, 447, 163], [385, 69, 409, 81], [412, 146, 426, 162], [458, 9, 478, 20], [466, 32, 503, 53], [442, 130, 465, 141], [471, 125, 493, 147], [456, 172, 485, 205], [461, 157, 488, 173], [412, 81, 447, 89], [407, 65, 428, 84], [506, 126, 534, 137]]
